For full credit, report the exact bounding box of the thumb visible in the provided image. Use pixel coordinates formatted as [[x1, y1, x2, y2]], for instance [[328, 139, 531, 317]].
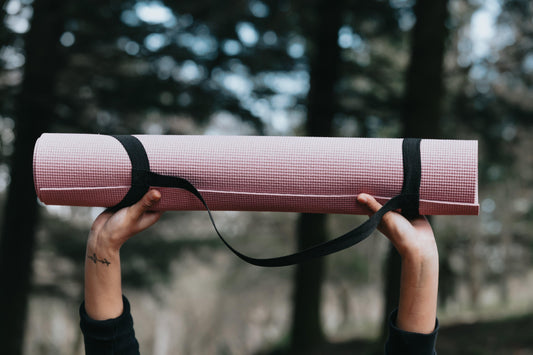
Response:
[[129, 189, 161, 218]]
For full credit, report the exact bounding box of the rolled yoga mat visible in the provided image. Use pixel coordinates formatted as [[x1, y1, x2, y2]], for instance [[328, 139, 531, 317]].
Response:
[[33, 133, 478, 266], [33, 133, 478, 215]]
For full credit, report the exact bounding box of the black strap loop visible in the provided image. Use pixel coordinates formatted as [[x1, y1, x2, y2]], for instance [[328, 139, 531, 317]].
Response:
[[401, 138, 422, 219], [110, 135, 151, 211], [111, 135, 421, 267]]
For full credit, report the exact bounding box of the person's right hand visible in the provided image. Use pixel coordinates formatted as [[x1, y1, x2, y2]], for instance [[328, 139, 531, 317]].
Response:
[[357, 193, 439, 334], [356, 193, 437, 263]]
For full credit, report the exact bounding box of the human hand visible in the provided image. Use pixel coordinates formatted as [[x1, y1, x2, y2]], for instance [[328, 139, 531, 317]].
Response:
[[356, 193, 437, 264], [88, 189, 163, 254], [357, 193, 438, 334], [84, 190, 163, 320]]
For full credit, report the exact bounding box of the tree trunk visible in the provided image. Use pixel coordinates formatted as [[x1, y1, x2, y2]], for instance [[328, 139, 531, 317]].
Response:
[[402, 0, 448, 138], [381, 0, 448, 340], [290, 214, 327, 354], [289, 0, 342, 353], [0, 1, 7, 16], [0, 1, 64, 353]]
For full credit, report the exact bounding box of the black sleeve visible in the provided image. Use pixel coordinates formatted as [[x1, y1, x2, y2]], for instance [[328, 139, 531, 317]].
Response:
[[79, 295, 140, 355], [384, 309, 439, 355]]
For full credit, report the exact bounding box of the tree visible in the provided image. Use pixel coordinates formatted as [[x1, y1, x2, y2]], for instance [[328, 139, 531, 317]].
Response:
[[381, 0, 449, 339], [51, 0, 268, 134], [0, 0, 66, 353], [288, 0, 342, 351], [0, 1, 306, 352]]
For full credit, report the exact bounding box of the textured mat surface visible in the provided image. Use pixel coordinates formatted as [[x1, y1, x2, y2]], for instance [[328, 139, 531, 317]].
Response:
[[33, 134, 479, 215]]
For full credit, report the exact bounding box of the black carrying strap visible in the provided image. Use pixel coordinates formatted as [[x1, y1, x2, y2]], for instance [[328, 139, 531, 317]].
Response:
[[111, 135, 422, 267], [111, 135, 152, 211], [400, 137, 421, 219]]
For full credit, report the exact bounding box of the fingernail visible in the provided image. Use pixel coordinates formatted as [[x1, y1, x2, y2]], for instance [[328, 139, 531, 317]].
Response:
[[358, 195, 366, 203]]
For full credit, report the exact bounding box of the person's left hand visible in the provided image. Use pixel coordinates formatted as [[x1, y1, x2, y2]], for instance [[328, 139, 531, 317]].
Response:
[[88, 189, 164, 253]]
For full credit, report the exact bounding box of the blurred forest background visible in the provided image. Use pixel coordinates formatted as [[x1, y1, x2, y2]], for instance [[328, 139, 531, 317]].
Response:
[[1, 0, 533, 354]]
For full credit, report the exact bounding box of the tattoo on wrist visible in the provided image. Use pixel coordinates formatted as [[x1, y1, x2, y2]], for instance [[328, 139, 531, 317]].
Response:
[[88, 253, 111, 266]]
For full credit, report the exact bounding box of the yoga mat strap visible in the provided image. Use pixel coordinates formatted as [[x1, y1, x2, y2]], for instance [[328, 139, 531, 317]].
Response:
[[109, 135, 151, 211], [111, 135, 422, 267], [401, 138, 422, 219]]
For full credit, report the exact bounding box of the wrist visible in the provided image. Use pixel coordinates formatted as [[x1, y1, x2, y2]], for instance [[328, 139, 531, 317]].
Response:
[[401, 249, 438, 268], [87, 231, 122, 256], [85, 241, 120, 269], [400, 252, 439, 289], [398, 237, 438, 267]]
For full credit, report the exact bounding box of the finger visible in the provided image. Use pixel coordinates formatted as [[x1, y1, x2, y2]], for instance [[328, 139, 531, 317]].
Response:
[[357, 193, 383, 214], [357, 193, 401, 237], [128, 189, 162, 220]]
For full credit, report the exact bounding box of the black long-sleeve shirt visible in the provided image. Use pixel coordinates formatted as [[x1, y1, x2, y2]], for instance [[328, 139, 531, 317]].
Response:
[[79, 296, 140, 355], [80, 297, 438, 355], [385, 309, 438, 355]]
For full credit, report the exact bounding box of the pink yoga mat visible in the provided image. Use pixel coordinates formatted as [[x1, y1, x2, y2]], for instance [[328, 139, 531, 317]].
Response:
[[33, 134, 478, 215]]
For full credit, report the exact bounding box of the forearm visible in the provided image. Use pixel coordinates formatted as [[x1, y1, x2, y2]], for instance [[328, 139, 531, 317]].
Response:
[[84, 242, 124, 320], [396, 255, 439, 334]]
